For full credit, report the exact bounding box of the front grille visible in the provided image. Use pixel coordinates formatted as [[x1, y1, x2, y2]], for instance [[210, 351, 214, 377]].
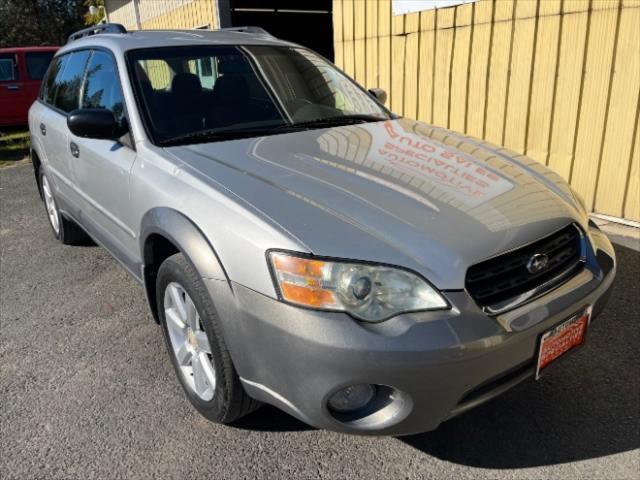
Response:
[[466, 224, 584, 309]]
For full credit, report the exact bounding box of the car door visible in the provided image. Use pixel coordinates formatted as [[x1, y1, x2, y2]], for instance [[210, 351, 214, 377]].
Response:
[[0, 51, 27, 125], [68, 49, 139, 271], [36, 53, 69, 204], [38, 51, 91, 214]]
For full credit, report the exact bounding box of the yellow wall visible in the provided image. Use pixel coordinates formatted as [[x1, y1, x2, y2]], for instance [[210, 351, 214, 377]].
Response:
[[105, 0, 138, 27], [138, 0, 216, 30], [335, 0, 640, 221], [106, 0, 217, 30]]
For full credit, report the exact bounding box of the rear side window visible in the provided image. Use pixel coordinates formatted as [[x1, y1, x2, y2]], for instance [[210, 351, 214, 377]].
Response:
[[26, 52, 55, 80], [0, 54, 18, 82], [82, 51, 125, 123], [52, 50, 90, 113], [41, 55, 68, 103]]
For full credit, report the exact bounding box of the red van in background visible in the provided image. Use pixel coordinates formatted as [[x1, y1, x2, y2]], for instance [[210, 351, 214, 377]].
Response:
[[0, 46, 59, 126]]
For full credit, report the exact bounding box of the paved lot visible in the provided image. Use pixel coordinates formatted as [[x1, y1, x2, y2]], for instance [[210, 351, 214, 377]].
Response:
[[1, 164, 639, 479]]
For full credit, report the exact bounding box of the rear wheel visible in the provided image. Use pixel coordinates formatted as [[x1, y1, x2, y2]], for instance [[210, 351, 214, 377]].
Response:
[[40, 171, 87, 245], [41, 174, 60, 236], [156, 253, 260, 423]]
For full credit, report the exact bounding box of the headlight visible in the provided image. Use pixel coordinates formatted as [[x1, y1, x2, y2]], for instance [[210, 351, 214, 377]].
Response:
[[268, 251, 448, 322]]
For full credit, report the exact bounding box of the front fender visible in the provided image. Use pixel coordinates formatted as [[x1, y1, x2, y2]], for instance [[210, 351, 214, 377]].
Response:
[[139, 207, 230, 321], [140, 207, 227, 280]]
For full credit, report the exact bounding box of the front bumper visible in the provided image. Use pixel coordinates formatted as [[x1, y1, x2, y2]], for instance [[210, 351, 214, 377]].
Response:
[[206, 226, 616, 436]]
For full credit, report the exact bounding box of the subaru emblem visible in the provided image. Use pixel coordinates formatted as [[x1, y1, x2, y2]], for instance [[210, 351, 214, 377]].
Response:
[[527, 253, 549, 274]]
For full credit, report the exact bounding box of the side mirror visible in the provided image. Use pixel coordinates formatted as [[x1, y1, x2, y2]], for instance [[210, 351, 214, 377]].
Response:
[[67, 109, 126, 140], [368, 88, 387, 105]]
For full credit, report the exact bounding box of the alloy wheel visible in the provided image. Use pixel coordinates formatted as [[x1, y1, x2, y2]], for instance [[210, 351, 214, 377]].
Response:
[[41, 176, 59, 235], [163, 282, 216, 401]]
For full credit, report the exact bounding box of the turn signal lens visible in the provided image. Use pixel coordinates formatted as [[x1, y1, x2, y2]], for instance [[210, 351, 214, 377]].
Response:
[[271, 254, 337, 308], [269, 251, 448, 322]]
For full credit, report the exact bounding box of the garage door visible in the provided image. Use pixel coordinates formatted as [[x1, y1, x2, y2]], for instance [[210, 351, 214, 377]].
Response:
[[227, 0, 334, 61]]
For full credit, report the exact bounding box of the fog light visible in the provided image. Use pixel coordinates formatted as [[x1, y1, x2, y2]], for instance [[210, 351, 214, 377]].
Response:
[[328, 384, 376, 413]]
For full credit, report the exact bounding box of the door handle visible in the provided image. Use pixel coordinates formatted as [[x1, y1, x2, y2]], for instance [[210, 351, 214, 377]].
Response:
[[69, 142, 80, 158], [40, 123, 46, 136], [7, 85, 20, 91]]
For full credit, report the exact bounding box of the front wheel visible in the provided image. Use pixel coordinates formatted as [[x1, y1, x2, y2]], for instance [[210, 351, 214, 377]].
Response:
[[156, 253, 260, 423]]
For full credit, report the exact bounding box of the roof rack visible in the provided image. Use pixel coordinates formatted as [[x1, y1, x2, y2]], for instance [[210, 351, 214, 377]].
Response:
[[218, 26, 271, 36], [67, 23, 127, 44]]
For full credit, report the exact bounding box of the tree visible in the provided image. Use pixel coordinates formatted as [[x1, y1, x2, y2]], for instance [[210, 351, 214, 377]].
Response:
[[0, 0, 88, 48], [83, 0, 105, 26]]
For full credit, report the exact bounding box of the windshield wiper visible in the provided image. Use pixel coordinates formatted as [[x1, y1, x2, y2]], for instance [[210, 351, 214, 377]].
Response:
[[280, 114, 386, 130], [159, 115, 386, 146], [159, 125, 296, 146]]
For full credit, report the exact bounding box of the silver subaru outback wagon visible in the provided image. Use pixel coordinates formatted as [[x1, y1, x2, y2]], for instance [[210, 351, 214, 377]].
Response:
[[28, 24, 616, 436]]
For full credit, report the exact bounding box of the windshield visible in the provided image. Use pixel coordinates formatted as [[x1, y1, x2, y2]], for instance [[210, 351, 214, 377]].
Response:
[[127, 45, 390, 145]]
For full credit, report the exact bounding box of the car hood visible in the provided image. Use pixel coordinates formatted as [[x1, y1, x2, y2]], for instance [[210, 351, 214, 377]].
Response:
[[166, 118, 585, 289]]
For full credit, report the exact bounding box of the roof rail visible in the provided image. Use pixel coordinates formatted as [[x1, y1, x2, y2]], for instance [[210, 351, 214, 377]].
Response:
[[219, 26, 271, 36], [67, 23, 127, 44]]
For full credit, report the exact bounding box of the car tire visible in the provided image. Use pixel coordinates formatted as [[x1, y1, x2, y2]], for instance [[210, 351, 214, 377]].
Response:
[[156, 252, 260, 423], [39, 170, 87, 245]]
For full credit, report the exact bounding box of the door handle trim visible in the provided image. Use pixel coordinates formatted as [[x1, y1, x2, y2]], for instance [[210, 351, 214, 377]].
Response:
[[39, 123, 46, 136]]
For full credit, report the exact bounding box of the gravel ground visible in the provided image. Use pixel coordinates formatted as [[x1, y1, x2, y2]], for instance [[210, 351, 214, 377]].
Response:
[[1, 163, 639, 479]]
